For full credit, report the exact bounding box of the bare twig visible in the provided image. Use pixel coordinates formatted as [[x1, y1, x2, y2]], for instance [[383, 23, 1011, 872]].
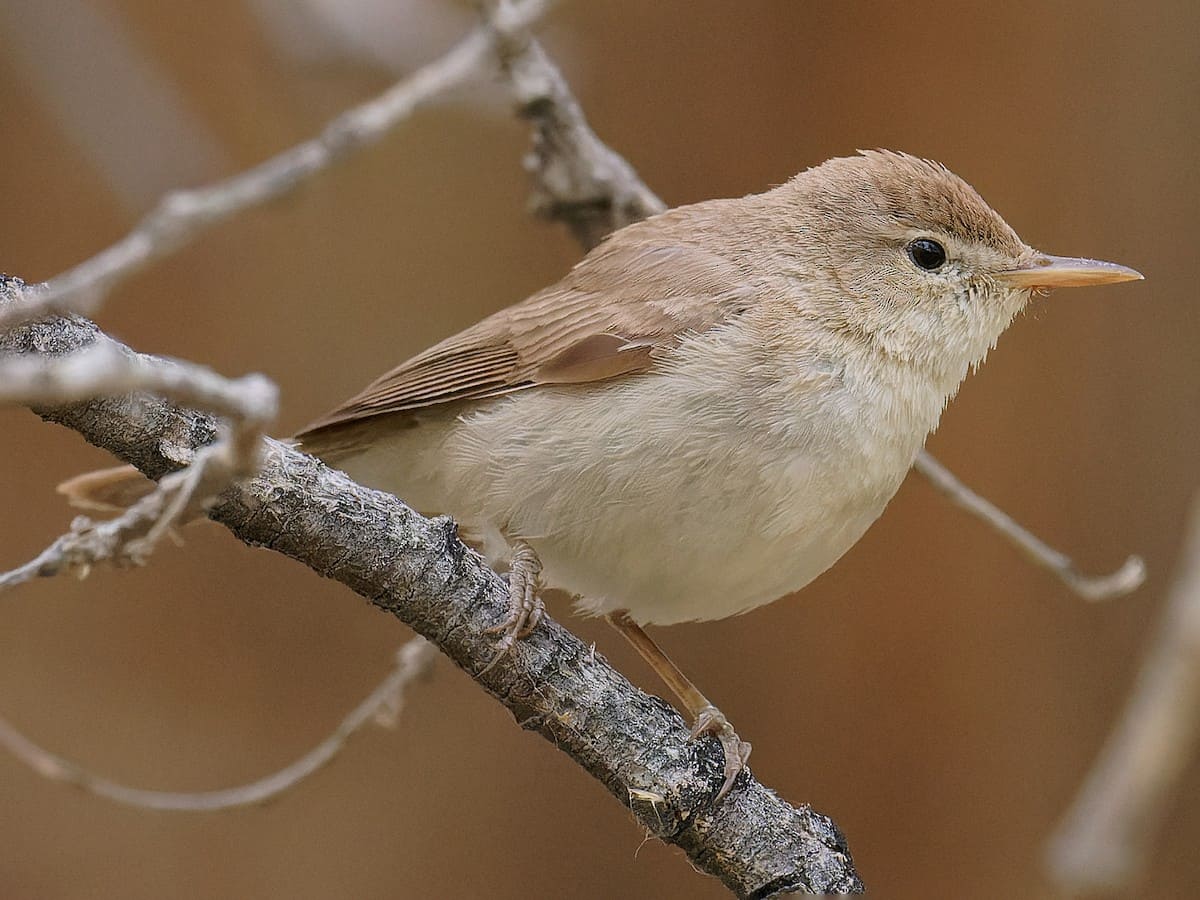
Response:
[[0, 638, 436, 811], [0, 310, 278, 589], [0, 341, 273, 428], [1, 444, 227, 592], [0, 0, 554, 331], [1045, 495, 1200, 895], [913, 451, 1145, 601]]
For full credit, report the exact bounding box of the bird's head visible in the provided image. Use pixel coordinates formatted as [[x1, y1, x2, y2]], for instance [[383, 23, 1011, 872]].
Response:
[[782, 150, 1141, 384]]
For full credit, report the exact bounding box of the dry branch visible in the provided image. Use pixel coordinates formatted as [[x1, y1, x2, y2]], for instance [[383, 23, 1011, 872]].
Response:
[[0, 638, 435, 811], [0, 288, 863, 896], [0, 332, 277, 590], [0, 444, 232, 591], [0, 0, 555, 332], [489, 0, 665, 248], [913, 451, 1144, 601]]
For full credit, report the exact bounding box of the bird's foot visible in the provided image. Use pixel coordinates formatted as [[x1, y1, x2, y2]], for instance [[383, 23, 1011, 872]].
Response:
[[480, 540, 544, 673], [604, 611, 751, 803], [689, 704, 752, 802]]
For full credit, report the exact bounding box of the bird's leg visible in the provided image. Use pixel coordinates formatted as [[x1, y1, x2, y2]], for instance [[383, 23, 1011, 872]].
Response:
[[482, 539, 544, 666], [606, 610, 751, 801]]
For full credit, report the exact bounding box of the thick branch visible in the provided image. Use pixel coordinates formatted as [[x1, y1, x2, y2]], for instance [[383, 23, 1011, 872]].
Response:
[[0, 289, 862, 896]]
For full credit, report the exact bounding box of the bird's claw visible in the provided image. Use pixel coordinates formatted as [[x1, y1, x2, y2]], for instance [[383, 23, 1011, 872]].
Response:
[[479, 541, 544, 674], [689, 704, 752, 802]]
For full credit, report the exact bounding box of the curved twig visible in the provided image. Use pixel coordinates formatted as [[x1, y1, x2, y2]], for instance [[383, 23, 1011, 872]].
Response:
[[0, 639, 435, 812], [913, 451, 1145, 601]]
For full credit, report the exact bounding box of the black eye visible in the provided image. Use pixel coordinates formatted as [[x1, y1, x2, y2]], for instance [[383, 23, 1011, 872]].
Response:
[[907, 238, 947, 271]]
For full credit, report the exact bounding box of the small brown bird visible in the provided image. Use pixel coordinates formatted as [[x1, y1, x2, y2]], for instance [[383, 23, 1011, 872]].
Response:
[[64, 151, 1142, 798]]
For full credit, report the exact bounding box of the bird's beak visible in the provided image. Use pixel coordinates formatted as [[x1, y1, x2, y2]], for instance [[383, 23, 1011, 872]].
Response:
[[996, 254, 1143, 289]]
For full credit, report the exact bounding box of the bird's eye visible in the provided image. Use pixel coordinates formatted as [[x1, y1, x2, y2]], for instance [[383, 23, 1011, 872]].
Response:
[[907, 238, 947, 272]]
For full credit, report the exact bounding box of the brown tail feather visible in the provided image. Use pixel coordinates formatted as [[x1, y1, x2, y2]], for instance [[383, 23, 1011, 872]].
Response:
[[56, 464, 157, 513]]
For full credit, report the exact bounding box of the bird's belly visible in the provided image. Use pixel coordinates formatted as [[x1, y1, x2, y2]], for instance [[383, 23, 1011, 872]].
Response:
[[337, 330, 934, 627], [541, 492, 886, 625], [430, 383, 911, 625]]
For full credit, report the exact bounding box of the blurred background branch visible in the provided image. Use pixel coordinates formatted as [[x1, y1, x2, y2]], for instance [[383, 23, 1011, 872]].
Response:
[[1046, 494, 1200, 895], [0, 0, 226, 212], [913, 451, 1144, 601], [0, 0, 554, 331], [0, 637, 435, 811]]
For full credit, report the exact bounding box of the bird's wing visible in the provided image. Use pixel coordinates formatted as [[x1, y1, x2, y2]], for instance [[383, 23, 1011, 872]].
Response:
[[296, 237, 756, 440]]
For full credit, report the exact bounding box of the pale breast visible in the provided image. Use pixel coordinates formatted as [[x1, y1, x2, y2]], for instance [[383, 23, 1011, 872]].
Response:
[[333, 321, 946, 626], [435, 343, 930, 624]]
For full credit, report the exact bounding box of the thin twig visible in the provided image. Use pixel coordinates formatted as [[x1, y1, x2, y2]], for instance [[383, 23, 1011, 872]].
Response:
[[913, 451, 1145, 601], [1045, 495, 1200, 895], [0, 300, 279, 589], [0, 444, 225, 592], [0, 0, 555, 331], [0, 638, 436, 811], [0, 341, 275, 443]]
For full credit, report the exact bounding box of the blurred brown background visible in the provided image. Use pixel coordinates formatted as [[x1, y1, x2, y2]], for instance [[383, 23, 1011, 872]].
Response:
[[1, 1, 1196, 897]]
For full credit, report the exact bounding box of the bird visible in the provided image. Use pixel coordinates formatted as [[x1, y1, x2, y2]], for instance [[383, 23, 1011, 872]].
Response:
[[61, 150, 1143, 799]]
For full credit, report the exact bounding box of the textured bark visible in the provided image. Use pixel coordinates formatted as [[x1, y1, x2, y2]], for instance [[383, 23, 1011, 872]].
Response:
[[0, 277, 862, 896]]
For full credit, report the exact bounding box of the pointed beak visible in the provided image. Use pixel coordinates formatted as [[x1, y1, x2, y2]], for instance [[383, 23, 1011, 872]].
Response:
[[996, 254, 1143, 289]]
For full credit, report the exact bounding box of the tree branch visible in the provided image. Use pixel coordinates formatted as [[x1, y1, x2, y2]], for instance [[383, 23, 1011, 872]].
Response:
[[487, 0, 665, 248], [1045, 494, 1200, 895], [912, 451, 1144, 601], [0, 0, 555, 331], [0, 282, 862, 896], [0, 637, 435, 811], [0, 329, 277, 589]]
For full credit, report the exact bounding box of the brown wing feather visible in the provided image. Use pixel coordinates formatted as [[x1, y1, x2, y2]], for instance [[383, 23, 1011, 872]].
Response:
[[296, 225, 756, 440]]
